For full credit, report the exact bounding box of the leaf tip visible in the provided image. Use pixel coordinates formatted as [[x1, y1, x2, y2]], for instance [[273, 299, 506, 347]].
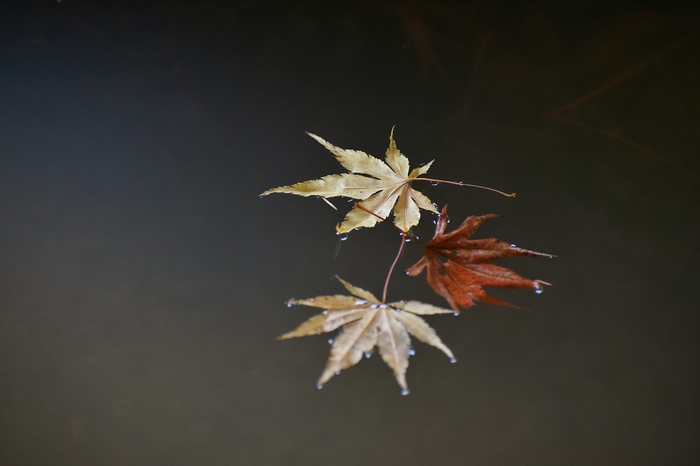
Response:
[[319, 196, 338, 210], [534, 279, 553, 294], [306, 132, 326, 147]]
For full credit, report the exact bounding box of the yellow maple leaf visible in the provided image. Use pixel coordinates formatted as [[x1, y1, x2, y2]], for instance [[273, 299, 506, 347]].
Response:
[[279, 277, 455, 394], [260, 129, 439, 233]]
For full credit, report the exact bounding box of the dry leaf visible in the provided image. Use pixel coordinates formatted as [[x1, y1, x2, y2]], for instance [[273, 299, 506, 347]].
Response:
[[407, 206, 552, 312], [279, 277, 455, 393], [260, 129, 439, 233]]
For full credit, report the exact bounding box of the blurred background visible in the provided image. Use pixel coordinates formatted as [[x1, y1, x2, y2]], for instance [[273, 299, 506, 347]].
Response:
[[1, 0, 698, 464]]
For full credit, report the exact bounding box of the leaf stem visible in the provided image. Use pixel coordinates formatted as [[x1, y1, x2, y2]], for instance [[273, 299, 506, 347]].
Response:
[[350, 204, 421, 302], [382, 232, 406, 303], [412, 178, 516, 198]]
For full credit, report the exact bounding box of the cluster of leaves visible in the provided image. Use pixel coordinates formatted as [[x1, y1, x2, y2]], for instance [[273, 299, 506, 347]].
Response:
[[261, 130, 551, 394]]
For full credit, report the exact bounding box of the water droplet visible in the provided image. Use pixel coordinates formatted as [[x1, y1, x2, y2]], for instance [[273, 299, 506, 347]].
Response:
[[453, 312, 459, 316], [458, 181, 464, 186], [379, 304, 387, 309], [433, 220, 437, 224], [405, 237, 411, 242], [347, 198, 354, 202], [401, 388, 410, 396], [286, 302, 293, 308], [404, 270, 409, 275], [450, 357, 457, 363], [316, 383, 323, 390], [364, 352, 371, 359], [535, 288, 543, 294], [370, 304, 378, 309], [408, 348, 415, 356], [328, 338, 334, 344], [340, 235, 348, 241], [335, 370, 340, 376], [510, 244, 517, 248], [355, 300, 367, 305], [414, 235, 419, 240], [322, 310, 328, 315]]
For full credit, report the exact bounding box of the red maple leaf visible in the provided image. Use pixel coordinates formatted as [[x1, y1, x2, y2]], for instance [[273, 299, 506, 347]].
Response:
[[406, 206, 551, 312]]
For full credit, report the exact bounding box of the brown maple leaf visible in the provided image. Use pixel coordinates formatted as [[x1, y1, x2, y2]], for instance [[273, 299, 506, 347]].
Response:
[[406, 206, 552, 313], [279, 277, 455, 394]]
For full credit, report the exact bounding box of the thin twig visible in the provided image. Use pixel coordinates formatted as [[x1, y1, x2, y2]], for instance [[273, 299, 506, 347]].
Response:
[[550, 115, 697, 179], [461, 32, 492, 118], [546, 31, 697, 116]]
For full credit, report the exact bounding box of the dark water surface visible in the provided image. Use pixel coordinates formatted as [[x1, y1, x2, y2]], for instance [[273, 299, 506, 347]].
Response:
[[1, 1, 699, 464]]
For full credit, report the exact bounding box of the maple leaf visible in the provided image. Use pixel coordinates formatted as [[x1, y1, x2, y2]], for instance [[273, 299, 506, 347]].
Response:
[[279, 277, 455, 394], [260, 129, 439, 233], [406, 206, 552, 313]]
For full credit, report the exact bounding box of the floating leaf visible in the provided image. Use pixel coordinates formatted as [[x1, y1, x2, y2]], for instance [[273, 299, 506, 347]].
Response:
[[279, 278, 454, 392], [407, 206, 552, 312], [261, 129, 438, 233]]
